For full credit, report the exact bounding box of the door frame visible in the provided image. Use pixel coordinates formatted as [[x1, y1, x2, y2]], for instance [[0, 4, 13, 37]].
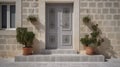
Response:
[[46, 4, 73, 49], [39, 0, 80, 51]]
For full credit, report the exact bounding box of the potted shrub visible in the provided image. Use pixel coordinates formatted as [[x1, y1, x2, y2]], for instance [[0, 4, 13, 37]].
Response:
[[16, 27, 35, 55], [80, 33, 104, 55], [80, 34, 94, 55], [27, 15, 38, 23], [80, 35, 91, 49], [80, 16, 104, 55], [86, 34, 104, 55]]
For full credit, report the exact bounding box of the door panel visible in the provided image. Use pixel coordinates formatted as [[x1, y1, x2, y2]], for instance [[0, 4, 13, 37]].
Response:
[[62, 7, 72, 30], [46, 4, 73, 49], [59, 5, 73, 49], [46, 6, 58, 49]]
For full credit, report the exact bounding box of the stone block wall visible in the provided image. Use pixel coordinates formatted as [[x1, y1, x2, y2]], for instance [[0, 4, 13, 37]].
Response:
[[0, 30, 22, 58], [79, 0, 120, 58], [22, 0, 39, 28]]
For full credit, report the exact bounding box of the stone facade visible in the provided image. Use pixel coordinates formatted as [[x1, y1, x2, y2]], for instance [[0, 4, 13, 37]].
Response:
[[0, 0, 120, 58], [79, 0, 120, 58], [0, 30, 22, 58]]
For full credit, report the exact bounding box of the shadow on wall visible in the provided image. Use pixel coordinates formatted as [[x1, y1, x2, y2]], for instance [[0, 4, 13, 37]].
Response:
[[30, 20, 45, 54], [96, 37, 117, 59], [31, 21, 45, 33], [32, 38, 45, 54], [32, 38, 52, 55], [83, 20, 117, 59]]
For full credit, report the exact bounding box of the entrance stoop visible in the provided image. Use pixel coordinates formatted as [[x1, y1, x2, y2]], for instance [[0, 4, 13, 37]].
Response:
[[15, 54, 104, 62], [15, 49, 105, 62]]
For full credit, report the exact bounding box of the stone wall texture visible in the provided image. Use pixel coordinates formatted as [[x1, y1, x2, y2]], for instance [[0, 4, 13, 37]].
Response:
[[79, 0, 120, 58], [0, 0, 120, 58], [0, 30, 22, 58]]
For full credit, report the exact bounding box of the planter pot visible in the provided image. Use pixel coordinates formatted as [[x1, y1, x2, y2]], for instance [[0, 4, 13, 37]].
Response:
[[85, 47, 94, 55], [83, 45, 87, 49], [23, 47, 33, 55]]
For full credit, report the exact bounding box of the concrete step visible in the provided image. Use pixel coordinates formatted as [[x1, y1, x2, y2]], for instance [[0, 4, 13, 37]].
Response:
[[107, 58, 120, 63], [15, 55, 105, 62], [38, 49, 77, 54], [0, 62, 120, 67], [0, 58, 14, 62]]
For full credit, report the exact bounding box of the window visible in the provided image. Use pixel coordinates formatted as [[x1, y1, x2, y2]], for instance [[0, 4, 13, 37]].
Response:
[[0, 3, 15, 28]]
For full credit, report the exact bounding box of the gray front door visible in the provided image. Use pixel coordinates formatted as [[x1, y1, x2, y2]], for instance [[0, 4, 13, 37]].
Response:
[[46, 4, 73, 49]]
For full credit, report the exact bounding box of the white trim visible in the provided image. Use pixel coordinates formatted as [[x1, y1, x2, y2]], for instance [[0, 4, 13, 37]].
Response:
[[0, 0, 16, 2], [16, 0, 21, 27], [39, 0, 46, 49], [45, 0, 74, 3], [0, 3, 15, 28], [73, 0, 80, 51], [4, 28, 16, 30], [7, 5, 10, 28], [0, 0, 21, 29]]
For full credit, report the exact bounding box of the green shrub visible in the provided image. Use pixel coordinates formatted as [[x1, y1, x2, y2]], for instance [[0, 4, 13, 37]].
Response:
[[80, 16, 104, 48], [27, 15, 37, 22], [90, 31, 99, 38], [80, 35, 91, 46], [91, 24, 98, 31], [83, 16, 91, 23], [16, 27, 35, 48]]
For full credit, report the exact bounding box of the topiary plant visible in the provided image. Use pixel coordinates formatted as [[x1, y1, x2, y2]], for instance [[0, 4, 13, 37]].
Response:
[[90, 31, 99, 38], [27, 15, 38, 23], [91, 24, 98, 31], [83, 16, 91, 23], [80, 35, 91, 47], [90, 24, 104, 47], [24, 32, 35, 47], [80, 16, 104, 55], [16, 27, 35, 48], [16, 27, 27, 46]]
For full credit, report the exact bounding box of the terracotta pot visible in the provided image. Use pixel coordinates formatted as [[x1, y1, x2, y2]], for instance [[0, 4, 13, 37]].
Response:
[[23, 47, 33, 55], [85, 47, 94, 55], [83, 45, 87, 49]]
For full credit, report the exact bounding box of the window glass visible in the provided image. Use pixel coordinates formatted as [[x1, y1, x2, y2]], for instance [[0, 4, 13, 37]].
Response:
[[2, 5, 7, 28], [10, 5, 15, 28]]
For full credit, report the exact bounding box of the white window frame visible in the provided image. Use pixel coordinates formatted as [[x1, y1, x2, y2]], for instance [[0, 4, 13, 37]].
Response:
[[0, 0, 21, 37], [0, 3, 15, 29]]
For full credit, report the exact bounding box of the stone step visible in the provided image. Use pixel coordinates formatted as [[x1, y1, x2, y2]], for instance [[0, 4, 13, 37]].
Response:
[[0, 58, 14, 62], [38, 49, 77, 54], [107, 58, 120, 63], [0, 62, 120, 67], [15, 55, 105, 62]]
